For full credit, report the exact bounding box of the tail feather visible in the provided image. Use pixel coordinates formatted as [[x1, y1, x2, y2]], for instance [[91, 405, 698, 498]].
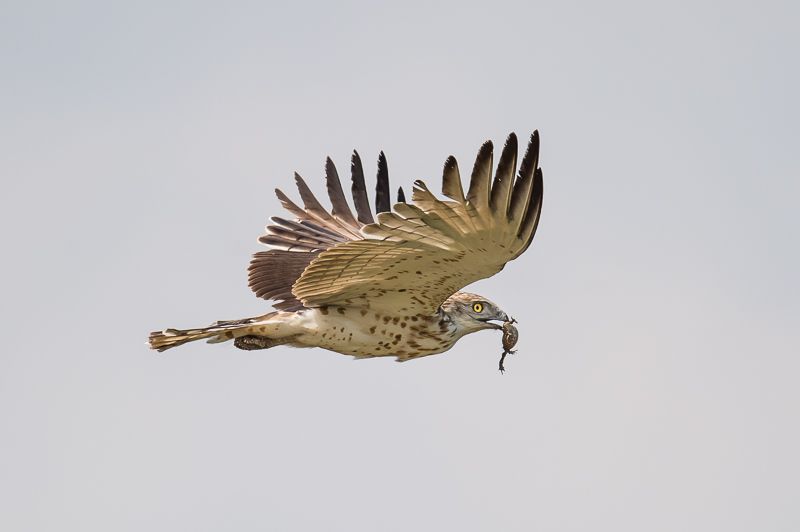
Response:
[[148, 315, 272, 352]]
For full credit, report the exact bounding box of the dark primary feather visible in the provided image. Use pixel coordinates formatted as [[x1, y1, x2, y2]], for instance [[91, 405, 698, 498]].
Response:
[[508, 131, 540, 234], [517, 131, 540, 195], [350, 150, 374, 224], [325, 157, 359, 228], [293, 173, 361, 239], [518, 167, 544, 254], [295, 173, 334, 222], [274, 188, 308, 220], [466, 140, 493, 215], [442, 155, 465, 202], [375, 151, 390, 214], [490, 133, 518, 217], [397, 186, 406, 203]]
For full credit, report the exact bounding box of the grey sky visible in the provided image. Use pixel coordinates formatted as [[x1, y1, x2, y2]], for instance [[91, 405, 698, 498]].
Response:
[[1, 1, 798, 530]]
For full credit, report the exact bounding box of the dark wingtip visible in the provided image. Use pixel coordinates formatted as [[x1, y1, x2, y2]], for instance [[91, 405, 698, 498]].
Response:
[[471, 140, 494, 177], [529, 131, 540, 157], [375, 151, 390, 214], [441, 155, 464, 201], [505, 132, 518, 150], [324, 155, 358, 225], [350, 149, 373, 224], [397, 186, 406, 203], [490, 132, 521, 212], [518, 131, 541, 181], [466, 140, 494, 203]]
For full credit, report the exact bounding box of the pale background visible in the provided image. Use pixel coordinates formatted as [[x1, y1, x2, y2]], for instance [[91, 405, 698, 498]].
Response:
[[1, 1, 798, 530]]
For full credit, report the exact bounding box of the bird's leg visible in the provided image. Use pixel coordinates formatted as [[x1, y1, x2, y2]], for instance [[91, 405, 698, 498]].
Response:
[[234, 335, 274, 350], [234, 334, 300, 351]]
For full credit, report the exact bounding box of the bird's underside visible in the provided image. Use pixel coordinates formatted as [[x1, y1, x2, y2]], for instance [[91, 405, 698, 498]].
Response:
[[149, 132, 544, 363], [153, 306, 463, 361]]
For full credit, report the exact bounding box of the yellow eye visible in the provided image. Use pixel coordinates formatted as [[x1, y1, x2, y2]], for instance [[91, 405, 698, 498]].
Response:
[[472, 302, 484, 313]]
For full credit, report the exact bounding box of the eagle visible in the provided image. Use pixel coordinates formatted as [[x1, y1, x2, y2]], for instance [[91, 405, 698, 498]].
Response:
[[149, 131, 544, 364]]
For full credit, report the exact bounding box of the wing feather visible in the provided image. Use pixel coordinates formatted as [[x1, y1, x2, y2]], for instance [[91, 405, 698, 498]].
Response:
[[294, 173, 362, 239], [350, 150, 374, 224], [294, 173, 330, 221], [375, 152, 391, 214], [325, 157, 360, 229], [252, 146, 400, 306], [490, 132, 518, 218], [252, 132, 542, 314], [440, 159, 479, 233], [508, 131, 540, 235], [367, 211, 458, 250], [442, 156, 466, 203], [466, 140, 494, 228], [392, 201, 466, 241], [263, 225, 334, 249], [517, 167, 544, 254], [292, 131, 544, 313], [256, 235, 320, 252], [248, 250, 320, 310], [275, 188, 308, 220], [269, 217, 346, 245]]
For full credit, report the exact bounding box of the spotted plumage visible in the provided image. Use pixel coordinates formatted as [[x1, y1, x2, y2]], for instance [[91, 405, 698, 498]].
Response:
[[148, 132, 544, 363]]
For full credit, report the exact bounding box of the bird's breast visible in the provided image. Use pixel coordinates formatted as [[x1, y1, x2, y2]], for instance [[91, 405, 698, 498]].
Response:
[[295, 306, 458, 359]]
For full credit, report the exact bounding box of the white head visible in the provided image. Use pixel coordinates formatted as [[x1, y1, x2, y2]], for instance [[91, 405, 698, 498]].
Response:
[[442, 292, 509, 336]]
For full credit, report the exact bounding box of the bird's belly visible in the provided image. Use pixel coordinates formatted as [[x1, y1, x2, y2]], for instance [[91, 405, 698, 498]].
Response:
[[296, 309, 456, 359]]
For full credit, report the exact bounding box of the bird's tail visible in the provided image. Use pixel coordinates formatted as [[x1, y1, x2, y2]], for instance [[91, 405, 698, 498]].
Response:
[[148, 314, 276, 352]]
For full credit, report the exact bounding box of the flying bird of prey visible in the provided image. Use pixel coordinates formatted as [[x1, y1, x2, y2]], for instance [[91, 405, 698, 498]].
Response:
[[149, 132, 544, 363]]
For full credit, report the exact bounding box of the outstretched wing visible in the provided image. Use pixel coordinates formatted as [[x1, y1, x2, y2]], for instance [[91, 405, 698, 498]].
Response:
[[291, 132, 543, 314], [248, 151, 406, 310]]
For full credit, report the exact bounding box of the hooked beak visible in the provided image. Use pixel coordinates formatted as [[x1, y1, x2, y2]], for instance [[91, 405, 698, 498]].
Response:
[[481, 311, 510, 330]]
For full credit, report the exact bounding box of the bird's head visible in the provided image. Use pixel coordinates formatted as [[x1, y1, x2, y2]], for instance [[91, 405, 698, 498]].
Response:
[[442, 292, 509, 335]]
